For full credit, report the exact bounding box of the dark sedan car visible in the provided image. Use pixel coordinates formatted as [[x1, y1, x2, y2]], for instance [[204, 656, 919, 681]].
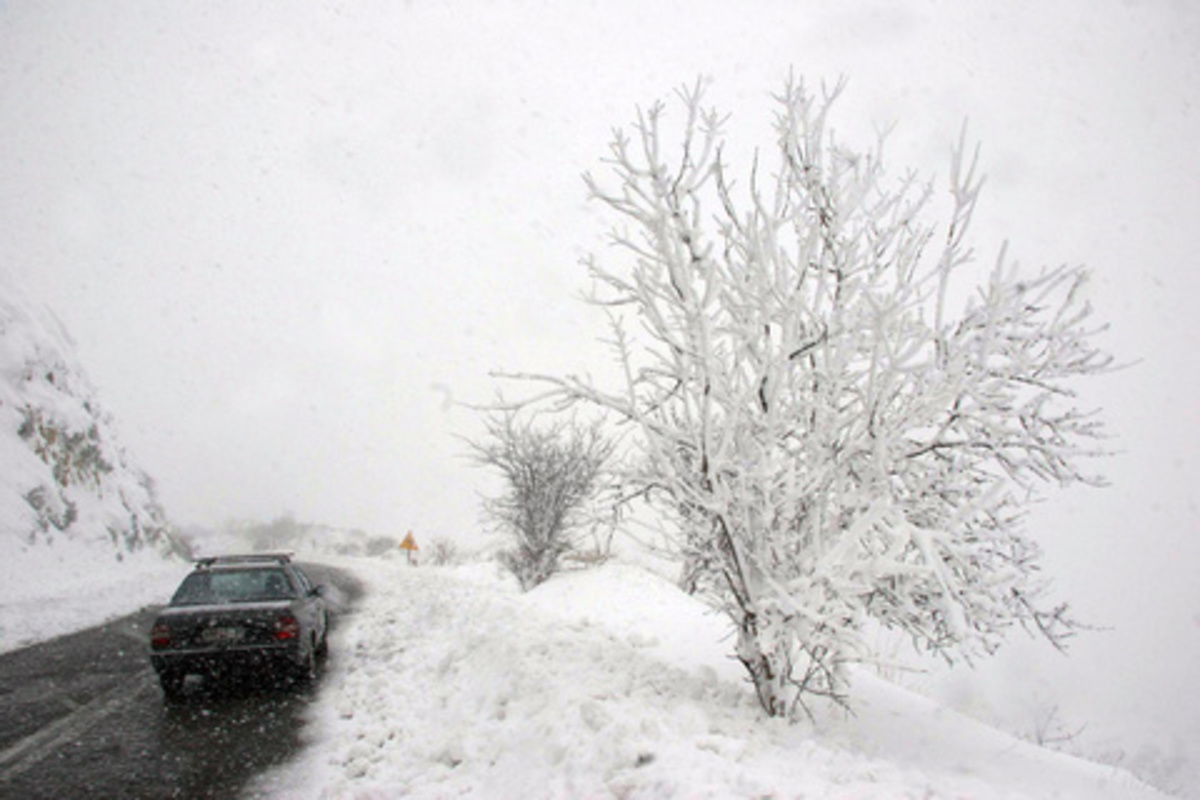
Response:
[[149, 553, 328, 700]]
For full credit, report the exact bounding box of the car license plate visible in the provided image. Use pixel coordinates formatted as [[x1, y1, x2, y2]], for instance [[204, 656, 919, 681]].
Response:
[[201, 626, 244, 644]]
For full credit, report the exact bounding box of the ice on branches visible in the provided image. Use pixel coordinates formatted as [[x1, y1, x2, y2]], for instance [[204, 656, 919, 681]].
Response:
[[513, 77, 1112, 718]]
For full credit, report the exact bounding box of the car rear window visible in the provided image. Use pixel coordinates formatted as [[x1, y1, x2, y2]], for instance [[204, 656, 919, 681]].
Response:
[[170, 568, 296, 605]]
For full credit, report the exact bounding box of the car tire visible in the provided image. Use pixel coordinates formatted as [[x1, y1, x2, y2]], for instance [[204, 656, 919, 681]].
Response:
[[316, 626, 329, 658], [159, 671, 186, 702]]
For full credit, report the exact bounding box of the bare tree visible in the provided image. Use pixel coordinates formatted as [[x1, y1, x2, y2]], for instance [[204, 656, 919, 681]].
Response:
[[509, 78, 1112, 717], [467, 412, 613, 590], [427, 537, 460, 566]]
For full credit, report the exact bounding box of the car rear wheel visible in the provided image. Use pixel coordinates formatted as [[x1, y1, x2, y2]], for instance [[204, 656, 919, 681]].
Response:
[[159, 671, 186, 702]]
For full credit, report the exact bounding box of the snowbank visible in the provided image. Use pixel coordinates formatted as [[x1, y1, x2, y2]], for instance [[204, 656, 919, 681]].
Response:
[[253, 558, 1165, 799], [0, 534, 187, 653]]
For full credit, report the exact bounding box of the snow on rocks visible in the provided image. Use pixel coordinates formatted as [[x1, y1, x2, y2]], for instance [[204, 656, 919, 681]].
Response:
[[255, 557, 1166, 799]]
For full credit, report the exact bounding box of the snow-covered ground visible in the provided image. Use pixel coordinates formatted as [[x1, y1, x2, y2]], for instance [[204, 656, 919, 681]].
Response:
[[0, 546, 186, 654], [249, 557, 1165, 799]]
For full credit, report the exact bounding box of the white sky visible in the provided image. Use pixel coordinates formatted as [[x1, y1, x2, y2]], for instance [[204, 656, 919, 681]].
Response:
[[2, 0, 1198, 754]]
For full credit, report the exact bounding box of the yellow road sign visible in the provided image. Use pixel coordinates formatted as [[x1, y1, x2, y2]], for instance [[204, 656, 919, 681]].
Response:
[[400, 531, 418, 551]]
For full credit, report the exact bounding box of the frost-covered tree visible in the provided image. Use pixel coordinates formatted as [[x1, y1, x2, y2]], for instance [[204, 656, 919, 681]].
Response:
[[513, 78, 1112, 716], [468, 413, 612, 590]]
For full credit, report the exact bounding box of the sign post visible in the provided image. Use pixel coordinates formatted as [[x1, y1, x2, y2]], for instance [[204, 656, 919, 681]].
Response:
[[400, 531, 419, 565]]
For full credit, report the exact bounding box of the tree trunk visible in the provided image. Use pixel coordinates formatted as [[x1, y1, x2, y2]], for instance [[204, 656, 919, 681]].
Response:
[[735, 609, 794, 718]]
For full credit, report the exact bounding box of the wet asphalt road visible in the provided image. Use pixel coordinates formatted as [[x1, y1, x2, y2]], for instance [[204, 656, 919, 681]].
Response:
[[0, 563, 363, 800]]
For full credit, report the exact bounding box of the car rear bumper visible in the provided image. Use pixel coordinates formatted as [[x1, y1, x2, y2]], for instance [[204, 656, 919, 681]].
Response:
[[151, 642, 303, 677]]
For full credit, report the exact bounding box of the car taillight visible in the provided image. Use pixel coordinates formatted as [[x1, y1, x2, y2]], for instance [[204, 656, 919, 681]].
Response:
[[274, 614, 300, 641], [151, 622, 172, 649]]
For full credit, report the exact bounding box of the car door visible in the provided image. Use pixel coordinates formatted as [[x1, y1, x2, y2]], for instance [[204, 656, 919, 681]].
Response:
[[291, 566, 326, 643]]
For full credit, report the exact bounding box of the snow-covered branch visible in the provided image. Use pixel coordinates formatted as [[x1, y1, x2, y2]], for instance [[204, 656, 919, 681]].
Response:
[[504, 77, 1113, 717]]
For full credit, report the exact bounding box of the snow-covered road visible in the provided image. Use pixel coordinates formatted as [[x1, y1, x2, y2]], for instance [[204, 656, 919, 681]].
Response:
[[250, 558, 1165, 799]]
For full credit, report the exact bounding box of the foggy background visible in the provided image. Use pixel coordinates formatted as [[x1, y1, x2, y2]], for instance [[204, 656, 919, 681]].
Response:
[[2, 0, 1197, 779]]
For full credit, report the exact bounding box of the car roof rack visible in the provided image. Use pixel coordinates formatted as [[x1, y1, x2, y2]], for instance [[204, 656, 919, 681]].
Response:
[[194, 552, 293, 568]]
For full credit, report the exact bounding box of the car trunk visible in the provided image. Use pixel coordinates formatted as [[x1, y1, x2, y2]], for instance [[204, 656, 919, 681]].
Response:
[[155, 601, 295, 650]]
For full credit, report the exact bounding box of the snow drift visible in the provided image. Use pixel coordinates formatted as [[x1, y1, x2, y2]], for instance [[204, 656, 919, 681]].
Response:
[[252, 557, 1166, 799]]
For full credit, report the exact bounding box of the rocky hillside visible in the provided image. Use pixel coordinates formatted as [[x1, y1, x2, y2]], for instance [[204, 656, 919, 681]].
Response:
[[0, 291, 185, 577]]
